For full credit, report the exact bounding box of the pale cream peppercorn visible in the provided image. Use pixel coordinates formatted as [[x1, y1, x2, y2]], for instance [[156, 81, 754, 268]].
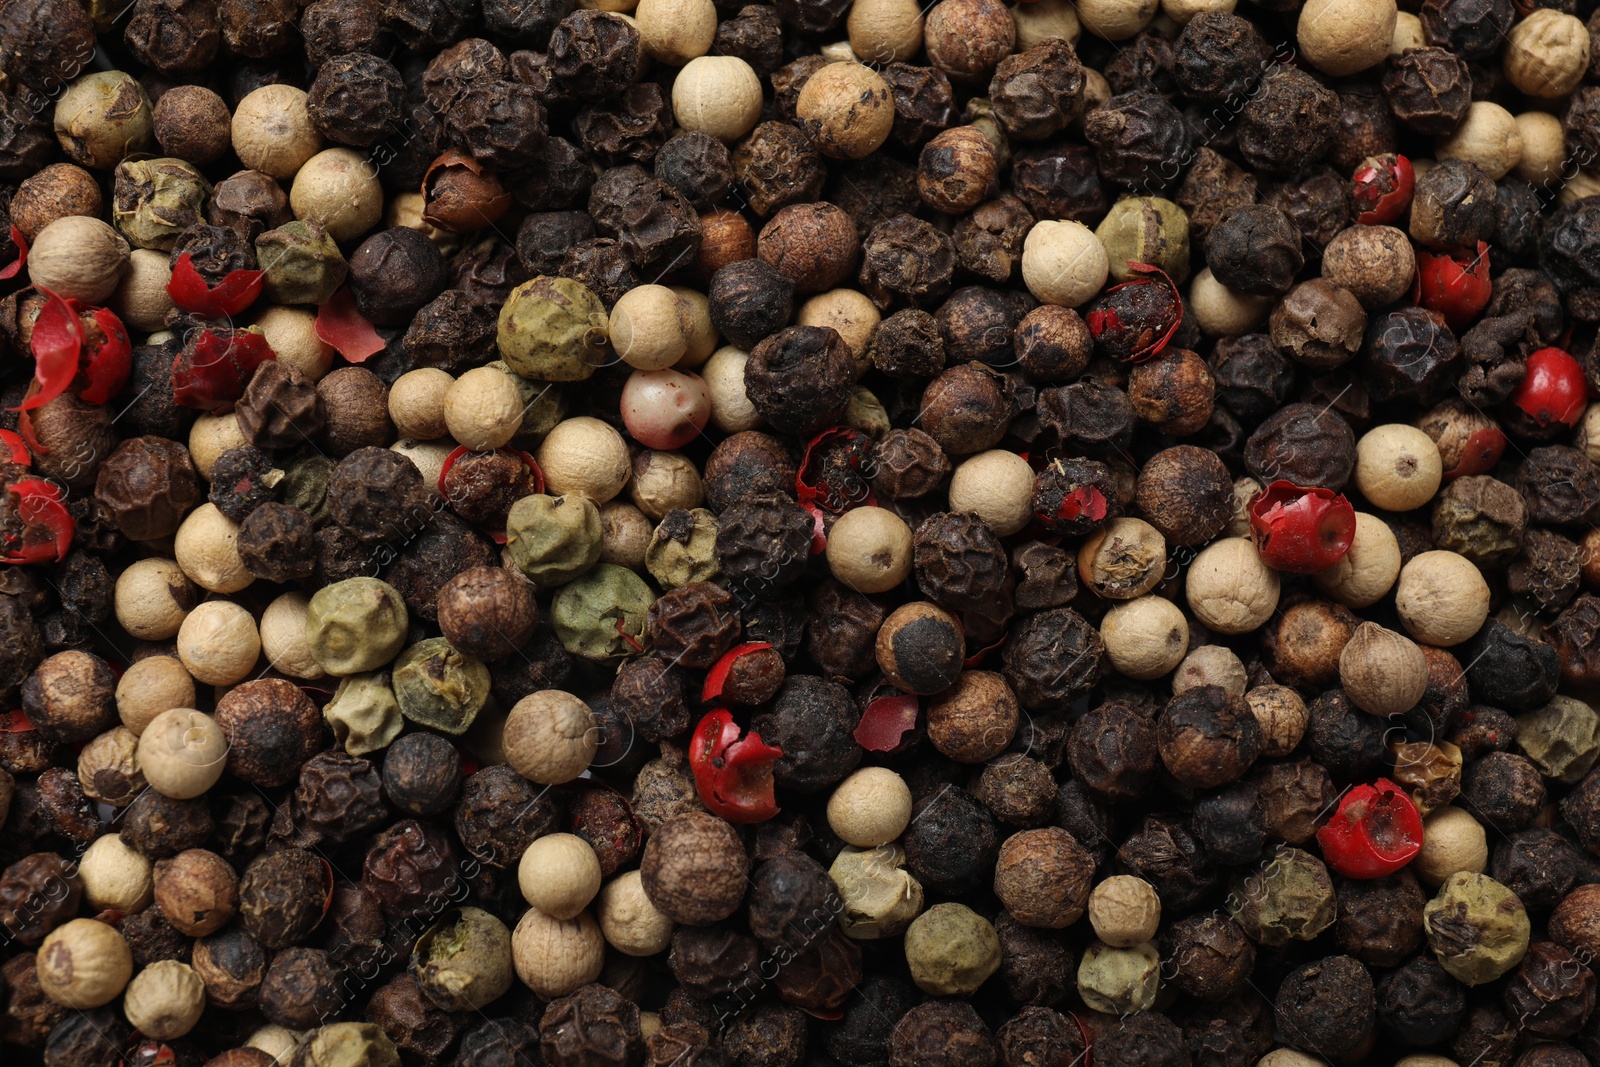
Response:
[[115, 557, 197, 641], [1396, 1058, 1460, 1067], [232, 85, 323, 180], [1189, 268, 1273, 336], [1414, 805, 1489, 886], [1100, 596, 1188, 680], [610, 285, 693, 370], [79, 834, 154, 913], [117, 655, 196, 736], [1076, 0, 1157, 39], [538, 417, 632, 503], [1088, 875, 1161, 948], [445, 366, 525, 451], [703, 346, 761, 433], [512, 907, 605, 997], [54, 72, 154, 170], [505, 691, 598, 785], [1185, 537, 1280, 635], [597, 870, 676, 956], [948, 450, 1034, 535], [28, 215, 129, 304], [1390, 10, 1425, 52], [1515, 112, 1569, 187], [799, 289, 881, 377], [291, 148, 384, 242], [177, 600, 261, 687], [630, 451, 704, 520], [260, 592, 326, 681], [137, 708, 228, 798], [1297, 0, 1395, 76], [1022, 220, 1109, 307], [1340, 621, 1429, 717], [1504, 9, 1591, 99], [599, 501, 654, 569], [1160, 0, 1233, 23], [1012, 0, 1081, 48], [1228, 476, 1263, 537], [37, 919, 133, 1008], [124, 960, 206, 1040], [1356, 424, 1442, 511], [1247, 685, 1309, 757], [1172, 644, 1247, 697], [246, 1025, 299, 1066], [392, 440, 452, 492], [672, 56, 765, 142], [636, 0, 717, 63], [1260, 1052, 1325, 1067], [795, 62, 896, 160], [519, 833, 603, 920], [1395, 550, 1490, 647], [189, 413, 248, 481], [1313, 512, 1401, 608], [110, 247, 176, 330], [849, 0, 926, 62], [828, 767, 914, 847], [1437, 101, 1523, 181], [826, 507, 914, 593], [668, 287, 718, 368], [255, 306, 335, 382]]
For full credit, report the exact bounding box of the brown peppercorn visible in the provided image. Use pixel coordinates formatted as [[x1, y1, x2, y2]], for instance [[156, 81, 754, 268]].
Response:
[[923, 0, 1014, 84], [363, 819, 460, 920], [0, 854, 81, 947], [859, 213, 956, 310], [872, 428, 950, 500], [640, 811, 749, 926], [973, 753, 1057, 826], [647, 581, 741, 670], [1157, 685, 1262, 789], [806, 580, 886, 683], [1128, 348, 1214, 436], [709, 258, 796, 352], [1014, 304, 1091, 383], [757, 202, 859, 294], [917, 126, 998, 216], [153, 848, 239, 937], [877, 601, 964, 695], [94, 436, 201, 542], [1261, 599, 1360, 690], [259, 947, 342, 1030], [366, 973, 466, 1066], [889, 1000, 997, 1067], [239, 848, 330, 950], [457, 764, 560, 869], [926, 669, 1017, 761], [868, 308, 945, 378], [540, 983, 643, 1067], [1165, 913, 1255, 1002], [1084, 89, 1191, 193], [1503, 941, 1596, 1039], [744, 325, 855, 437], [236, 503, 316, 584], [1245, 402, 1357, 490], [1068, 701, 1159, 801], [919, 362, 1014, 455], [435, 567, 537, 662], [236, 360, 325, 452], [1433, 475, 1526, 565], [732, 122, 827, 219], [23, 650, 115, 744], [952, 195, 1033, 284], [192, 927, 266, 1011], [328, 447, 432, 546], [695, 209, 756, 278], [121, 790, 214, 859], [153, 86, 231, 165], [1239, 67, 1340, 175], [214, 678, 323, 788], [1135, 445, 1231, 547], [318, 367, 396, 456], [1383, 46, 1473, 136], [10, 164, 102, 244], [380, 733, 462, 818], [1271, 279, 1367, 370]]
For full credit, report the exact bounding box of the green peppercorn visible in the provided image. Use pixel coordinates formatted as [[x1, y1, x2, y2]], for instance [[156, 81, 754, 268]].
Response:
[[505, 494, 603, 588], [1228, 846, 1337, 947], [1095, 196, 1191, 283], [323, 671, 402, 756], [255, 220, 348, 306], [409, 907, 513, 1011], [390, 639, 490, 736], [497, 276, 608, 382], [1517, 695, 1600, 785], [550, 564, 654, 660], [1077, 939, 1161, 1014], [112, 157, 211, 251], [645, 508, 720, 589], [1423, 872, 1531, 986], [305, 577, 410, 676], [903, 902, 1001, 996]]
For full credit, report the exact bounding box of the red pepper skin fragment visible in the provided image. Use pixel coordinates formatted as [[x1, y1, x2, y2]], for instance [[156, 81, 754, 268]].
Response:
[[1, 477, 74, 564], [701, 641, 776, 704], [1316, 778, 1424, 878], [1248, 480, 1356, 575], [0, 225, 27, 281], [77, 305, 131, 404], [0, 430, 29, 467], [166, 253, 265, 319], [796, 427, 877, 514], [853, 694, 919, 753], [315, 285, 386, 363], [1441, 425, 1508, 481], [689, 709, 783, 824], [1352, 154, 1414, 226], [1415, 242, 1492, 332], [17, 287, 83, 412], [1511, 347, 1588, 429], [171, 328, 276, 412], [1083, 262, 1182, 363]]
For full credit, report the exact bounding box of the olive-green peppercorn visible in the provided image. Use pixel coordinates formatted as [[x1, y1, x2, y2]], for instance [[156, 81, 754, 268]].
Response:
[[551, 564, 654, 659], [497, 276, 608, 382], [645, 507, 720, 589], [1095, 196, 1191, 283], [1229, 846, 1337, 947], [112, 157, 211, 251], [903, 902, 1000, 996], [505, 494, 603, 587], [305, 577, 410, 676], [391, 639, 490, 736], [1516, 696, 1600, 785], [323, 671, 403, 756], [1423, 872, 1531, 986], [1077, 939, 1160, 1014], [410, 907, 513, 1011], [255, 220, 347, 306]]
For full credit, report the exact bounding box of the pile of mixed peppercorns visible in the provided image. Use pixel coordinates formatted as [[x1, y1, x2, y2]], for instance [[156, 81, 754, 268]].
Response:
[[9, 0, 1600, 1064]]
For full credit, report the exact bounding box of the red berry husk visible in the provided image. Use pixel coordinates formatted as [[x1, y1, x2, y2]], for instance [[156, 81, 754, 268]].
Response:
[[171, 327, 276, 412], [1248, 480, 1356, 574], [1352, 153, 1414, 226], [1084, 262, 1182, 363], [1, 476, 73, 564], [1315, 778, 1423, 878], [16, 290, 131, 411], [1415, 241, 1491, 332], [797, 427, 877, 515], [701, 642, 778, 705], [77, 305, 132, 404], [853, 693, 919, 753], [689, 709, 783, 823], [1510, 347, 1587, 429], [167, 253, 265, 319]]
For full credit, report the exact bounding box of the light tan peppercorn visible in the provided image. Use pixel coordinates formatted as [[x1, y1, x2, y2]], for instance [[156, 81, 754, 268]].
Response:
[[504, 691, 598, 785], [511, 907, 605, 999], [1185, 537, 1280, 635], [519, 834, 603, 921], [1395, 550, 1490, 647], [597, 870, 676, 956], [1088, 875, 1161, 948], [1079, 518, 1167, 601], [948, 450, 1034, 535], [828, 767, 914, 847], [795, 63, 895, 160], [137, 708, 228, 799], [1100, 596, 1189, 680], [37, 918, 134, 1008]]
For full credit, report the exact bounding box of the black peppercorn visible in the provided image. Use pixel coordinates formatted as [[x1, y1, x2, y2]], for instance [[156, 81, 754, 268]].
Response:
[[1206, 204, 1304, 296], [455, 764, 559, 869], [381, 732, 464, 817], [709, 258, 795, 351], [859, 213, 956, 309], [123, 790, 215, 858], [1084, 90, 1190, 192], [743, 325, 855, 437], [1165, 912, 1255, 1002], [1461, 751, 1546, 833]]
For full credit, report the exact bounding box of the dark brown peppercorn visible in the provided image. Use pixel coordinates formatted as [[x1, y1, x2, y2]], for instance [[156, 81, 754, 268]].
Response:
[[236, 360, 325, 452], [1128, 348, 1214, 436], [1245, 402, 1357, 490], [306, 53, 403, 148], [1335, 871, 1426, 967], [733, 121, 827, 218], [888, 999, 996, 1067], [653, 131, 733, 210], [363, 818, 461, 920], [193, 926, 267, 1011], [215, 679, 323, 787], [610, 656, 689, 742], [914, 511, 1010, 613], [1037, 379, 1136, 452], [455, 764, 559, 869], [919, 362, 1014, 455], [1503, 941, 1596, 1038], [350, 228, 449, 328], [588, 165, 700, 269], [1491, 829, 1580, 913], [747, 850, 838, 951], [540, 984, 643, 1067], [259, 947, 342, 1030], [42, 1008, 130, 1067], [319, 367, 396, 456], [709, 258, 796, 351], [859, 213, 956, 310], [713, 6, 782, 76], [1412, 158, 1498, 252], [122, 790, 214, 858], [1173, 12, 1270, 104], [647, 581, 741, 670], [1385, 46, 1473, 135], [973, 752, 1056, 826], [380, 732, 463, 818], [807, 579, 886, 683], [208, 446, 280, 523], [869, 308, 945, 378], [575, 83, 672, 167], [1068, 702, 1159, 801], [328, 447, 432, 546], [367, 973, 465, 1066], [1461, 751, 1546, 833], [744, 325, 855, 437], [1010, 142, 1108, 224], [1158, 685, 1262, 789], [877, 601, 964, 696], [1207, 205, 1304, 296], [757, 201, 859, 294], [988, 38, 1085, 141], [1135, 446, 1231, 546], [1422, 0, 1513, 60], [122, 906, 192, 968], [1254, 758, 1338, 845], [917, 126, 998, 216], [0, 854, 81, 947], [436, 566, 537, 662], [1165, 912, 1255, 1002], [1, 952, 66, 1046], [22, 650, 115, 744], [1273, 954, 1376, 1059], [125, 0, 221, 75], [1084, 90, 1190, 192], [715, 493, 812, 598], [94, 436, 200, 542], [239, 847, 329, 950], [880, 63, 956, 150], [872, 428, 950, 500], [1239, 68, 1340, 175], [750, 675, 861, 793], [237, 503, 316, 583], [1003, 608, 1104, 712]]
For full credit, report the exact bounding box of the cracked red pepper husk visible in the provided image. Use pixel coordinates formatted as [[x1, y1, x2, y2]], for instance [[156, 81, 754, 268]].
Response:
[[1415, 241, 1491, 332], [0, 225, 27, 281], [1084, 262, 1182, 363], [701, 641, 776, 705], [16, 288, 131, 411], [853, 694, 919, 753], [1315, 778, 1424, 878], [171, 327, 276, 412], [315, 284, 386, 363], [689, 709, 783, 823], [1248, 480, 1356, 574], [1, 476, 74, 564], [796, 427, 877, 514], [0, 430, 29, 467], [1351, 153, 1414, 226], [1442, 425, 1509, 480], [1511, 346, 1588, 429], [166, 252, 265, 319]]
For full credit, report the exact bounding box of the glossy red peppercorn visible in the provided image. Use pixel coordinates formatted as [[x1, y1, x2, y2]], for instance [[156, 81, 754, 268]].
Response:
[[1415, 241, 1491, 332], [1511, 347, 1587, 429], [167, 253, 265, 319], [1351, 153, 1414, 226], [1315, 778, 1423, 878], [689, 709, 783, 823], [1248, 480, 1356, 574]]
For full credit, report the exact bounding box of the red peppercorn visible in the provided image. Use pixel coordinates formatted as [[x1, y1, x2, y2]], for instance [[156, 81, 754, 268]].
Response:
[[1351, 153, 1414, 225], [688, 709, 783, 824], [1, 477, 74, 564], [1511, 347, 1588, 429], [701, 642, 782, 706], [1415, 241, 1491, 332], [1083, 262, 1182, 364], [167, 253, 264, 319], [1315, 778, 1423, 878], [21, 289, 132, 411], [1248, 480, 1356, 574]]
